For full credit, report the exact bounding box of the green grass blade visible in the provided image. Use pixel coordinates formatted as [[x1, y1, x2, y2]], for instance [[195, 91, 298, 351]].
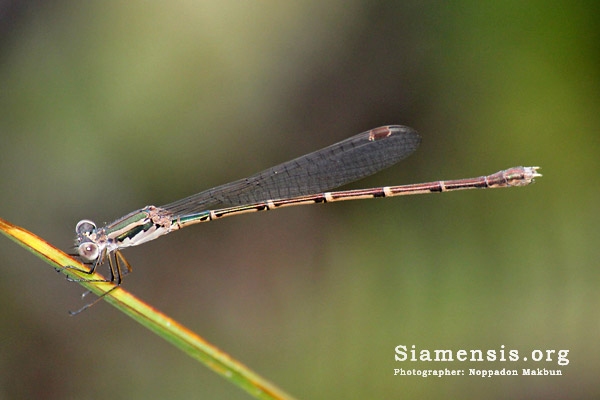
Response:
[[0, 217, 298, 400]]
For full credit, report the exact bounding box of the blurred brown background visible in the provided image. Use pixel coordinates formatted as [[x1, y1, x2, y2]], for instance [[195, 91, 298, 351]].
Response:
[[0, 1, 598, 399]]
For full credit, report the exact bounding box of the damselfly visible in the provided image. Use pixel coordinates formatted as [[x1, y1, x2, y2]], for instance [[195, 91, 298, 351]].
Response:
[[74, 125, 540, 287]]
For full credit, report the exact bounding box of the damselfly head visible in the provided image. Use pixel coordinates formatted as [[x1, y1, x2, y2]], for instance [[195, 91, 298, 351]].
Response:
[[75, 219, 100, 261]]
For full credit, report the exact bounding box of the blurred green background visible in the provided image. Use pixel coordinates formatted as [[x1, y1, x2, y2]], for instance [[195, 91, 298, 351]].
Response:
[[0, 1, 598, 399]]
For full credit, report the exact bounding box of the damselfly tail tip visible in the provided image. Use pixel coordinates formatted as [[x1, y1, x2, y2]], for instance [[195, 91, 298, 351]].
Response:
[[520, 166, 542, 185], [501, 166, 542, 187], [526, 166, 542, 179]]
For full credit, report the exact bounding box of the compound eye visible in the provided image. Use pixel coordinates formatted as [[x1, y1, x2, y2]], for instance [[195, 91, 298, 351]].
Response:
[[76, 219, 96, 235], [78, 242, 99, 261]]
